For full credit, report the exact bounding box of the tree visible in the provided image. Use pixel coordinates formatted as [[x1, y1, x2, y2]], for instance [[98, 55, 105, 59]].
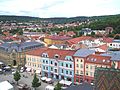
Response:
[[14, 71, 21, 85], [114, 35, 120, 39], [91, 31, 95, 37], [32, 73, 41, 90], [54, 82, 62, 90]]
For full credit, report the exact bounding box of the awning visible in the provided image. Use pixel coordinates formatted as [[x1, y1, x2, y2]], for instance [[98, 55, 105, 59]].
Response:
[[45, 85, 54, 90], [59, 80, 64, 84], [64, 81, 72, 86], [59, 80, 72, 86], [41, 77, 47, 81], [0, 62, 3, 65], [21, 67, 24, 70], [35, 70, 41, 74], [0, 81, 13, 90], [26, 67, 31, 72], [4, 66, 11, 69], [46, 78, 52, 82]]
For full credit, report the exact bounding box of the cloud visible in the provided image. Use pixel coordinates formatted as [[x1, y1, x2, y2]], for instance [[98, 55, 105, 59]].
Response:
[[0, 0, 120, 17]]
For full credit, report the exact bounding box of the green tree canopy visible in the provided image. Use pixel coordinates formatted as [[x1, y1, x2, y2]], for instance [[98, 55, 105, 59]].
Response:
[[14, 71, 21, 85], [54, 82, 62, 90], [32, 73, 41, 90]]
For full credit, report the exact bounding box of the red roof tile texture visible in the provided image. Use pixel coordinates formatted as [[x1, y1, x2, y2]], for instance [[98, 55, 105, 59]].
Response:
[[45, 35, 72, 40], [86, 54, 111, 65], [26, 47, 76, 60], [66, 36, 93, 45]]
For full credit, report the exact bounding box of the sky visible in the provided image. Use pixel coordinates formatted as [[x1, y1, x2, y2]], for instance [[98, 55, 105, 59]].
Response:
[[0, 0, 120, 18]]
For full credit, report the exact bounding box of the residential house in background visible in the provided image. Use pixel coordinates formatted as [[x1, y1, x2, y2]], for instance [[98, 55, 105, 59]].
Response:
[[108, 39, 120, 49], [44, 35, 72, 45]]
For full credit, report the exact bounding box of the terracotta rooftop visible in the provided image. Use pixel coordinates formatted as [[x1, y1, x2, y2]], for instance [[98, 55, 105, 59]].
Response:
[[86, 54, 111, 65], [98, 44, 108, 51], [102, 37, 113, 43], [66, 36, 93, 45], [45, 35, 72, 40], [26, 47, 76, 60]]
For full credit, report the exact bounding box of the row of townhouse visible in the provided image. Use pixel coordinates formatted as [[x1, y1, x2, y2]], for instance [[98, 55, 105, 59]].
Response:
[[25, 48, 120, 84], [26, 48, 75, 83]]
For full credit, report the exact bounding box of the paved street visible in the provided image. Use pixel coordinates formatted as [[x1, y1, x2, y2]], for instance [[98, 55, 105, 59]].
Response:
[[0, 71, 56, 90]]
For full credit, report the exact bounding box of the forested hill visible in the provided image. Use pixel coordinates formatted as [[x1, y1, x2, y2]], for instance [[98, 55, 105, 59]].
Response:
[[0, 14, 120, 24], [0, 15, 40, 22]]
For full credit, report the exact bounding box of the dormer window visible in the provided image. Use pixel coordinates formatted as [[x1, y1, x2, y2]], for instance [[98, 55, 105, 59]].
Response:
[[54, 54, 59, 59], [42, 53, 48, 58], [65, 56, 73, 61]]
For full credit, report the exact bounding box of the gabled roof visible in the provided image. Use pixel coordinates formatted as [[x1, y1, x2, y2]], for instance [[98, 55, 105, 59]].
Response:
[[97, 44, 108, 51], [26, 47, 76, 60], [102, 37, 113, 43], [45, 35, 72, 40], [73, 49, 95, 57], [66, 36, 93, 45], [86, 54, 111, 65]]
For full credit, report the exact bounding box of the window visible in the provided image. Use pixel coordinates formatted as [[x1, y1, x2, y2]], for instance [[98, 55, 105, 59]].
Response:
[[66, 70, 68, 74], [80, 64, 83, 68], [70, 64, 72, 68], [61, 63, 63, 66], [55, 63, 57, 66], [46, 61, 48, 64], [55, 69, 57, 73], [86, 71, 88, 76], [62, 69, 63, 73], [43, 60, 45, 63], [86, 65, 88, 68], [66, 64, 68, 67], [51, 67, 53, 71], [51, 61, 53, 64], [43, 66, 45, 70], [80, 71, 83, 74], [77, 64, 79, 68], [90, 65, 92, 70], [77, 59, 79, 62], [81, 59, 83, 62], [90, 72, 93, 76], [70, 71, 72, 75], [54, 54, 59, 58], [76, 70, 79, 74], [46, 67, 48, 70]]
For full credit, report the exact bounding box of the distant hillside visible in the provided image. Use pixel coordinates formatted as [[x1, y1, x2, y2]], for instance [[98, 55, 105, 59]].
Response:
[[0, 14, 120, 33], [0, 15, 40, 22], [0, 14, 120, 23]]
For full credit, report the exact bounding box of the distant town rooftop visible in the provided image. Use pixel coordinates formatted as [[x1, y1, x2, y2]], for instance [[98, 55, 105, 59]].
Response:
[[45, 35, 72, 40]]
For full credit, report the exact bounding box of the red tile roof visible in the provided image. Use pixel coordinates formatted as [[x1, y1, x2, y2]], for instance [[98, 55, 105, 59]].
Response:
[[102, 37, 113, 43], [66, 36, 93, 45], [26, 47, 76, 60], [86, 54, 111, 65], [45, 35, 72, 40], [98, 44, 108, 51], [26, 47, 48, 56]]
